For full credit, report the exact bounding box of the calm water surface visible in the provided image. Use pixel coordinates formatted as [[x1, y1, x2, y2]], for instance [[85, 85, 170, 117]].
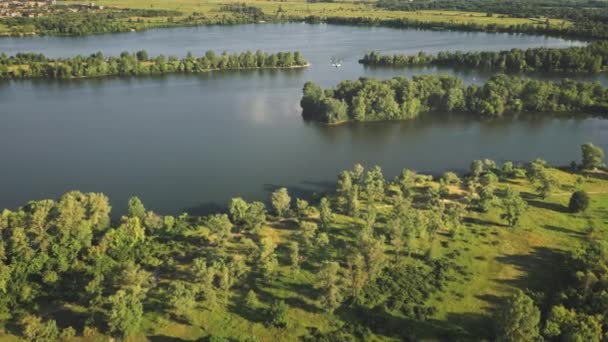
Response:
[[1, 24, 606, 214]]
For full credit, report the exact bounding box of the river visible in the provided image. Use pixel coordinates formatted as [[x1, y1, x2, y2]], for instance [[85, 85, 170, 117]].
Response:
[[1, 23, 606, 214]]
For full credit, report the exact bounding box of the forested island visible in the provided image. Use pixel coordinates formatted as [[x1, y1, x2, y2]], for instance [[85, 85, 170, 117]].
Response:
[[0, 50, 308, 79], [300, 75, 608, 124], [0, 144, 606, 341], [359, 42, 608, 73]]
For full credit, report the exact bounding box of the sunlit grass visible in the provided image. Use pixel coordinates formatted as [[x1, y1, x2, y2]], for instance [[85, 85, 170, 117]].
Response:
[[60, 0, 570, 28]]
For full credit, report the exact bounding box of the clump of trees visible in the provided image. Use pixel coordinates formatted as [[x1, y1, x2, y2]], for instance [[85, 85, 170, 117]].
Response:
[[0, 50, 308, 80], [301, 75, 608, 124], [359, 42, 608, 73]]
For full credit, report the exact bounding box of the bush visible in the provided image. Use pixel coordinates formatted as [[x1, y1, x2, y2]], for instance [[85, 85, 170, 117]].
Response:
[[569, 191, 590, 213], [266, 300, 289, 327], [441, 172, 461, 185]]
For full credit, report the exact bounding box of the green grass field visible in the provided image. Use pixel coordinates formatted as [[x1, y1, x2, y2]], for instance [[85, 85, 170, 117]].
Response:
[[60, 0, 570, 29]]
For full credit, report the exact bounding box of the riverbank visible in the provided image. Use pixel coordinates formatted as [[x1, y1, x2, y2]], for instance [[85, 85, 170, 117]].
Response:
[[0, 0, 575, 38], [0, 158, 606, 341]]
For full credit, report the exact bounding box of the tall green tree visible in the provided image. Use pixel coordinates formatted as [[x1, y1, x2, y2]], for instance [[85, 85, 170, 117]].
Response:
[[319, 197, 333, 230], [495, 290, 541, 342], [271, 188, 291, 218], [500, 187, 527, 227], [107, 289, 144, 339], [581, 143, 604, 170], [127, 196, 146, 220], [316, 261, 342, 312]]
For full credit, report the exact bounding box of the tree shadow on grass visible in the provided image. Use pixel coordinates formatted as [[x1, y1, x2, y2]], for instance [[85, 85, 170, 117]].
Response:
[[463, 216, 505, 228], [526, 199, 569, 213], [542, 224, 584, 239], [148, 336, 190, 342], [494, 246, 570, 294], [226, 302, 266, 324], [440, 312, 494, 340]]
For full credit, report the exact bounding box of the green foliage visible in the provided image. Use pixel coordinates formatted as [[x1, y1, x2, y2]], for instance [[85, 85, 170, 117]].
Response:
[[581, 143, 605, 170], [569, 190, 590, 213], [0, 157, 605, 340], [0, 50, 308, 80], [127, 196, 146, 220], [500, 187, 527, 227], [495, 290, 541, 342], [169, 281, 197, 322], [271, 187, 291, 218], [544, 305, 603, 342], [20, 315, 59, 342], [245, 289, 259, 309], [229, 199, 267, 233], [359, 42, 608, 73], [301, 75, 608, 123], [266, 300, 289, 327], [107, 288, 144, 338], [319, 197, 334, 230], [316, 261, 343, 312]]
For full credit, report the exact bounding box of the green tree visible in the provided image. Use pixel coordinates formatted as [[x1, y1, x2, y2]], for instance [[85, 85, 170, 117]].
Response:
[[299, 221, 318, 250], [288, 241, 300, 273], [500, 187, 527, 227], [127, 196, 146, 220], [245, 289, 259, 309], [207, 214, 233, 246], [316, 261, 342, 312], [346, 253, 368, 304], [495, 290, 540, 342], [319, 197, 333, 230], [581, 143, 604, 170], [364, 166, 385, 204], [544, 305, 603, 342], [537, 172, 557, 199], [569, 190, 590, 212], [295, 198, 311, 219], [271, 188, 291, 218], [229, 197, 249, 224], [107, 289, 143, 339], [20, 315, 59, 342], [336, 170, 353, 212], [169, 281, 197, 323], [266, 299, 289, 327]]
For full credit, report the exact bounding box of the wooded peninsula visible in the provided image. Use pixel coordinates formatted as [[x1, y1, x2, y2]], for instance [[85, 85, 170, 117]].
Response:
[[359, 42, 608, 73], [0, 50, 308, 79]]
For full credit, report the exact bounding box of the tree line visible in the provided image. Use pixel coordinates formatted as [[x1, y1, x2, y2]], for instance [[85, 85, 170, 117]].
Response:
[[1, 8, 182, 36], [375, 0, 608, 40], [359, 41, 608, 73], [303, 15, 608, 41], [3, 3, 608, 40], [0, 50, 308, 80], [0, 143, 603, 340], [300, 75, 608, 124]]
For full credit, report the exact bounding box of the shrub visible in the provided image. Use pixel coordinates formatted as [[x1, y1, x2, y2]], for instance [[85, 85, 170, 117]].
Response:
[[266, 300, 289, 327], [569, 191, 590, 213]]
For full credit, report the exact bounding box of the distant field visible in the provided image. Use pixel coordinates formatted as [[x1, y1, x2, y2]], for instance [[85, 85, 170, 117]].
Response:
[[60, 0, 570, 28]]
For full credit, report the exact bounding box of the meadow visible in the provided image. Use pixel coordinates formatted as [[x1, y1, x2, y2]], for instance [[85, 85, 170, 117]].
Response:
[[61, 0, 570, 29]]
